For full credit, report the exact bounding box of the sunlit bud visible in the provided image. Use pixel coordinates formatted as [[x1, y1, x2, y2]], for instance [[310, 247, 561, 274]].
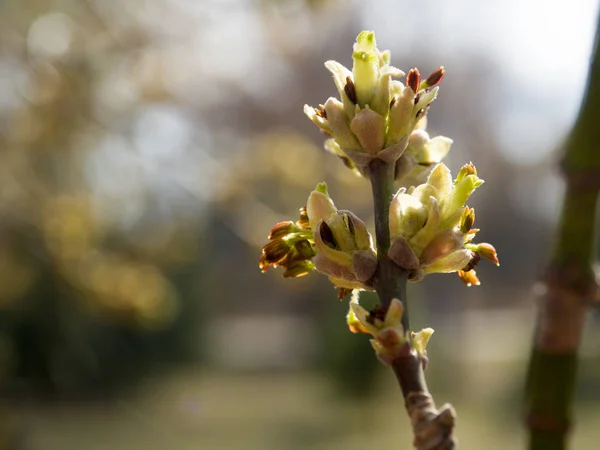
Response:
[[347, 300, 371, 333], [470, 242, 500, 266], [426, 162, 453, 201], [383, 298, 404, 328], [342, 210, 374, 250], [455, 162, 478, 184], [463, 227, 479, 244], [352, 31, 379, 106], [459, 208, 475, 233], [389, 188, 428, 241], [324, 60, 356, 119], [261, 239, 290, 267], [406, 68, 421, 93], [283, 259, 314, 278], [389, 236, 420, 270], [407, 197, 440, 256], [370, 65, 404, 116], [414, 86, 439, 111], [412, 327, 434, 359], [407, 130, 453, 166], [325, 213, 352, 250], [269, 221, 296, 240], [306, 184, 337, 231], [458, 269, 480, 286], [324, 97, 362, 150], [424, 249, 472, 274], [447, 174, 484, 221], [294, 240, 315, 259], [420, 230, 463, 267], [313, 249, 355, 283], [420, 66, 445, 89], [386, 86, 415, 146], [297, 206, 310, 229], [303, 104, 332, 135], [349, 107, 386, 154], [348, 297, 409, 362], [378, 49, 390, 65], [349, 301, 381, 336]]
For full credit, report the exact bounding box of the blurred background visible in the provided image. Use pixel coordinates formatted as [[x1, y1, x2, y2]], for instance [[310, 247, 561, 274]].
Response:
[[1, 0, 600, 449]]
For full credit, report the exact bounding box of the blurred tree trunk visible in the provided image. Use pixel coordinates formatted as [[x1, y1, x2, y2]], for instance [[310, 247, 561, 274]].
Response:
[[524, 10, 600, 450]]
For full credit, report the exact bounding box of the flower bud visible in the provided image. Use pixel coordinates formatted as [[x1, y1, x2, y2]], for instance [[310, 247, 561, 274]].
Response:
[[460, 208, 475, 233], [352, 31, 379, 106], [455, 162, 478, 183], [419, 230, 463, 267], [389, 236, 420, 270], [324, 97, 361, 150], [468, 242, 499, 266], [412, 327, 434, 358], [324, 60, 357, 119], [268, 221, 296, 240], [407, 130, 453, 166], [424, 249, 472, 274], [306, 184, 337, 231], [306, 31, 445, 171], [457, 269, 480, 286], [303, 105, 332, 135], [305, 184, 377, 290], [385, 162, 497, 284], [406, 68, 421, 93], [370, 65, 404, 117], [421, 66, 445, 89], [386, 86, 415, 146], [349, 107, 385, 154]]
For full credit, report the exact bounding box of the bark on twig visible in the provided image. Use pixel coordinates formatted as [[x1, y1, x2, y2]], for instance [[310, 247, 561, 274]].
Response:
[[369, 159, 456, 450]]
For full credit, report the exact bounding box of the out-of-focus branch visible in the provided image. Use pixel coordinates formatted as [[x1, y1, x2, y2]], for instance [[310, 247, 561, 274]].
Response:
[[368, 159, 456, 450], [524, 11, 600, 450]]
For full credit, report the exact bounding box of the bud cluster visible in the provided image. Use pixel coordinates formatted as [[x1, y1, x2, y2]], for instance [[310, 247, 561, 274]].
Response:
[[260, 183, 378, 291], [261, 30, 498, 294], [304, 31, 446, 177], [259, 206, 316, 278], [347, 296, 434, 366], [388, 162, 499, 285]]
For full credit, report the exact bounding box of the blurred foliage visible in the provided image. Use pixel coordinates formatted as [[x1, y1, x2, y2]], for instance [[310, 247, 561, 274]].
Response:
[[0, 0, 209, 397]]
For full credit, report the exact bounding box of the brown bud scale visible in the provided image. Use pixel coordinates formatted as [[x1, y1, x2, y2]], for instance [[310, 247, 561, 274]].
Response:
[[406, 68, 421, 93], [425, 66, 445, 87], [344, 76, 358, 104], [319, 221, 337, 249]]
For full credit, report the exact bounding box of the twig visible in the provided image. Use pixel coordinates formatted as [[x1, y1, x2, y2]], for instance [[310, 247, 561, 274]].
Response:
[[368, 158, 457, 450], [524, 10, 600, 450]]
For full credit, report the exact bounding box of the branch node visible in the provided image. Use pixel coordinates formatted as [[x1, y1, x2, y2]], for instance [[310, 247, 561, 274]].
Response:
[[406, 391, 457, 450]]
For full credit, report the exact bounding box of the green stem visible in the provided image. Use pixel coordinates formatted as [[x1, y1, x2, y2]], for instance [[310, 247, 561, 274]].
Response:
[[367, 158, 423, 395], [368, 159, 411, 330], [368, 159, 396, 256], [525, 10, 600, 450]]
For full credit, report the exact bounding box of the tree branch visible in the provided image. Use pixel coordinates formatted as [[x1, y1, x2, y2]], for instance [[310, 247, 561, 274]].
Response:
[[368, 158, 457, 450], [524, 10, 600, 450]]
